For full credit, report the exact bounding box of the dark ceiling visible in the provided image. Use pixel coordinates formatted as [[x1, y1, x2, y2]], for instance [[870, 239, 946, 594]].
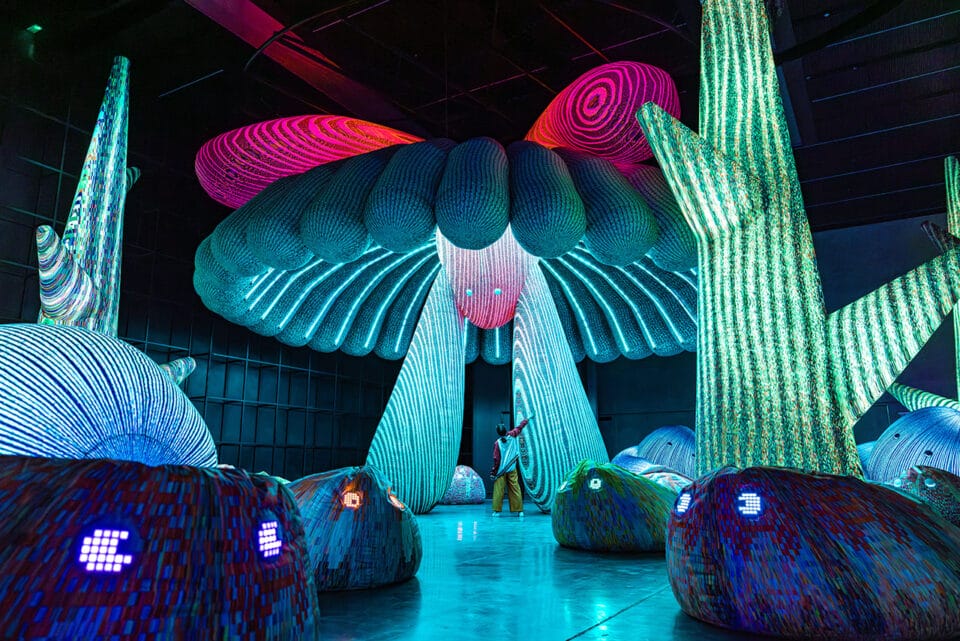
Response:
[[2, 0, 958, 230]]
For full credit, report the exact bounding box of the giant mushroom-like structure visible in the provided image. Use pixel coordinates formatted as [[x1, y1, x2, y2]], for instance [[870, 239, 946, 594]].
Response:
[[194, 62, 697, 514]]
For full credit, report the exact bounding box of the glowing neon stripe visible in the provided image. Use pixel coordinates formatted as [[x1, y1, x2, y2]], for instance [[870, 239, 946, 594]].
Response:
[[513, 264, 608, 511], [195, 115, 422, 208], [367, 269, 465, 513]]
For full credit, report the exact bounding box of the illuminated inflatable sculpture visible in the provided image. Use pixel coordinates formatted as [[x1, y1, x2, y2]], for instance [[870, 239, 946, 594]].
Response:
[[194, 62, 697, 513], [1, 56, 215, 467], [887, 156, 960, 412], [857, 440, 875, 471], [630, 425, 696, 478], [867, 407, 960, 482], [287, 465, 421, 591], [0, 324, 217, 466], [669, 466, 960, 640], [439, 465, 486, 505], [892, 465, 960, 527], [638, 0, 960, 477], [552, 460, 678, 552], [0, 455, 319, 640]]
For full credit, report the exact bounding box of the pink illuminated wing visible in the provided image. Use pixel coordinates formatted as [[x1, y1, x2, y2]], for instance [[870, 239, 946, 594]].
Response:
[[196, 115, 422, 208], [526, 62, 679, 172]]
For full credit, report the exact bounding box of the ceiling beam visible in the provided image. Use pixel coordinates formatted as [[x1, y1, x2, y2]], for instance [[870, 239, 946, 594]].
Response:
[[184, 0, 431, 136]]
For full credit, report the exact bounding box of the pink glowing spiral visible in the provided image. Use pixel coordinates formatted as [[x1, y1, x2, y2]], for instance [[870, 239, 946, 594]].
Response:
[[195, 115, 422, 208], [525, 61, 679, 172]]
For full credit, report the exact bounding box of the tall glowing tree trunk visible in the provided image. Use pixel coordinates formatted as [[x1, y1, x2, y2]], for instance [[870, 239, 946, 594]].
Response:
[[513, 263, 608, 511], [366, 270, 465, 513], [639, 0, 960, 476], [888, 156, 960, 410]]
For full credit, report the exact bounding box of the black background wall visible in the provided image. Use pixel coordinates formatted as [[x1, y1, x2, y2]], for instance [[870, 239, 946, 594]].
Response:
[[1, 51, 950, 484]]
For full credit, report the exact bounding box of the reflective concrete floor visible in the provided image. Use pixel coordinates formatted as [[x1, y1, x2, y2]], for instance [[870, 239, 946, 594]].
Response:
[[316, 502, 754, 640]]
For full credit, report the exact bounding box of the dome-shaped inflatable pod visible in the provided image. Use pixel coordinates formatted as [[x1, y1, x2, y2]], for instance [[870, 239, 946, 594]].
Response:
[[668, 466, 960, 640], [0, 455, 318, 639], [867, 407, 960, 482], [552, 460, 677, 552], [0, 324, 216, 466], [633, 425, 696, 478], [439, 465, 486, 505], [288, 465, 422, 591]]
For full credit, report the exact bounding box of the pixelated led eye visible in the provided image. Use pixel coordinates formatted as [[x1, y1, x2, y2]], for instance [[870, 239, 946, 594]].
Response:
[[342, 491, 363, 510], [676, 492, 692, 515], [494, 288, 502, 295], [588, 478, 602, 490], [257, 520, 282, 559], [465, 289, 473, 297], [79, 528, 134, 573], [924, 477, 937, 488], [737, 491, 762, 517]]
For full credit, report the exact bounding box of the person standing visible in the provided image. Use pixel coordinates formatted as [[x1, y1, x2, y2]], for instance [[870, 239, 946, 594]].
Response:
[[490, 414, 533, 517]]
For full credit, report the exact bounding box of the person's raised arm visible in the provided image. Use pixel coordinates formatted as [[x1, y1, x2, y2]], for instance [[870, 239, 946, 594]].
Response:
[[508, 413, 534, 437]]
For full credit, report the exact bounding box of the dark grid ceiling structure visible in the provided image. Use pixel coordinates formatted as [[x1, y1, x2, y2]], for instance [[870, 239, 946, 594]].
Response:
[[2, 0, 958, 231]]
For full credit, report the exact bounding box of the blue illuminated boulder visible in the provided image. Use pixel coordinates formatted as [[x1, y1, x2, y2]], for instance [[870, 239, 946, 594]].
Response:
[[439, 464, 486, 505], [668, 466, 960, 640], [0, 455, 318, 640], [552, 459, 677, 552], [867, 407, 960, 482], [632, 425, 696, 478], [288, 465, 422, 591]]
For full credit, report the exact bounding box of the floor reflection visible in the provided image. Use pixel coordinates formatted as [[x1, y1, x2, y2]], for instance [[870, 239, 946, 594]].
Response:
[[313, 502, 752, 640]]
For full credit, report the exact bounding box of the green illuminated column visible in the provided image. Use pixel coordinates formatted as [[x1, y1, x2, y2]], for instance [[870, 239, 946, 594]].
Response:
[[638, 0, 960, 476], [888, 156, 960, 410]]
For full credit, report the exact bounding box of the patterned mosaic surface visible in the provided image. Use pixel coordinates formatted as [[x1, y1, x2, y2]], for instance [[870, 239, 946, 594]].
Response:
[[667, 466, 960, 640], [439, 465, 486, 505], [867, 407, 960, 482], [0, 455, 318, 640], [0, 324, 216, 466], [288, 465, 422, 591], [552, 460, 677, 552], [891, 465, 960, 527], [639, 0, 960, 476]]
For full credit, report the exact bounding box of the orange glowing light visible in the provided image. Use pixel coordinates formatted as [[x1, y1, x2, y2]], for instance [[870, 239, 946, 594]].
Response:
[[342, 490, 363, 510]]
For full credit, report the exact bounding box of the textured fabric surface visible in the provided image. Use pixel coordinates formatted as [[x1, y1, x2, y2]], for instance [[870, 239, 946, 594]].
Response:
[[435, 137, 510, 250], [0, 455, 318, 640], [634, 426, 697, 479], [552, 460, 677, 552], [639, 0, 960, 476], [867, 407, 960, 482], [439, 465, 486, 505], [0, 324, 216, 467], [287, 465, 421, 591], [668, 466, 960, 640], [554, 148, 658, 266], [891, 465, 960, 527]]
